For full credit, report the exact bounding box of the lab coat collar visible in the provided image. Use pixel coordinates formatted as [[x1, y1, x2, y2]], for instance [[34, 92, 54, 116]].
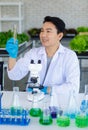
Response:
[[38, 43, 65, 55], [57, 44, 65, 54]]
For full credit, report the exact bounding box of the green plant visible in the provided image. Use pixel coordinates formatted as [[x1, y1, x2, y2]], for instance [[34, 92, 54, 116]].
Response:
[[69, 35, 88, 53], [77, 26, 88, 33], [0, 30, 30, 48]]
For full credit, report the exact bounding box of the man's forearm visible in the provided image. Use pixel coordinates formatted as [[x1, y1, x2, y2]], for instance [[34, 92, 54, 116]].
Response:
[[8, 57, 16, 71]]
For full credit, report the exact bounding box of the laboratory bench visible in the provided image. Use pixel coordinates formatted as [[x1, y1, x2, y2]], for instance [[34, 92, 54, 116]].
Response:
[[0, 91, 88, 130]]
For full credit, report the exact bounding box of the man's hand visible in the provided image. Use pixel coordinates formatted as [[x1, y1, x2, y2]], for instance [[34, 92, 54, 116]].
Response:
[[41, 86, 52, 95], [6, 38, 18, 58]]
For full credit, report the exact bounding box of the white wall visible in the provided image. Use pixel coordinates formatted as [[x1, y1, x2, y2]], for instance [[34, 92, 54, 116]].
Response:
[[0, 0, 88, 32]]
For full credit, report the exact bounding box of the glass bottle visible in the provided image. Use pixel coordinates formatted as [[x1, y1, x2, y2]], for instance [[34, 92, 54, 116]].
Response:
[[39, 94, 53, 125], [29, 91, 41, 117], [75, 84, 88, 128]]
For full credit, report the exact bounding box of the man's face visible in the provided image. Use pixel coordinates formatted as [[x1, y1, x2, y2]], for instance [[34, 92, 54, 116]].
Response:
[[40, 22, 63, 48]]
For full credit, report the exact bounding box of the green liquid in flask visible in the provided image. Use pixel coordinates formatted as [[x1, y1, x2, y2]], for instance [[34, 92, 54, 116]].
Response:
[[75, 115, 88, 128], [29, 108, 41, 117], [57, 116, 70, 127], [39, 111, 53, 125]]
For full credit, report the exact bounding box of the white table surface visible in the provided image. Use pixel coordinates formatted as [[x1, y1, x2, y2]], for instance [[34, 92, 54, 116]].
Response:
[[0, 91, 88, 130]]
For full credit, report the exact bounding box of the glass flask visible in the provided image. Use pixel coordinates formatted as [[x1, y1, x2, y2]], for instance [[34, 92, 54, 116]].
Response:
[[56, 108, 70, 127], [49, 92, 58, 119], [75, 84, 88, 128], [10, 87, 22, 118], [66, 90, 79, 119], [39, 94, 53, 125], [56, 92, 70, 127], [29, 91, 41, 117]]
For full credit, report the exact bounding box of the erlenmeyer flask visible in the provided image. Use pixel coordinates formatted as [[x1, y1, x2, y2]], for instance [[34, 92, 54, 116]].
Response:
[[56, 92, 70, 127], [56, 112, 70, 127], [75, 112, 88, 128], [75, 84, 88, 128], [66, 90, 79, 119], [10, 87, 22, 116], [29, 91, 41, 117], [39, 94, 53, 125]]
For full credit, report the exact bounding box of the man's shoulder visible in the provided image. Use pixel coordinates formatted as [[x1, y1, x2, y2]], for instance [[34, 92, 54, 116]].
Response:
[[63, 45, 76, 55]]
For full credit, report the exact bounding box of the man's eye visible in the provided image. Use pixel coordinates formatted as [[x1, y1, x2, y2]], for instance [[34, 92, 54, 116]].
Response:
[[47, 31, 51, 33]]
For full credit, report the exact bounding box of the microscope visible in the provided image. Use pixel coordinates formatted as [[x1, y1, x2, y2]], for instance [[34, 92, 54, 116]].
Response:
[[27, 59, 45, 102]]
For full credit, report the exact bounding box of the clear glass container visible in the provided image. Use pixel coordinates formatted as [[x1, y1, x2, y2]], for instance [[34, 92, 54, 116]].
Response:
[[39, 94, 53, 125], [29, 91, 41, 117], [66, 90, 79, 119], [56, 92, 70, 127], [49, 91, 58, 119], [10, 87, 22, 117], [75, 84, 88, 128], [56, 107, 70, 127]]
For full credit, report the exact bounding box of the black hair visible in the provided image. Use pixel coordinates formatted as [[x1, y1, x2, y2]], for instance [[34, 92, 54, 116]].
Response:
[[43, 16, 65, 34]]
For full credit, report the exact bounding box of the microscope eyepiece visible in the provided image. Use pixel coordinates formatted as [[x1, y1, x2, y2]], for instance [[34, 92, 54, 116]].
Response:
[[30, 59, 34, 64], [38, 60, 41, 64]]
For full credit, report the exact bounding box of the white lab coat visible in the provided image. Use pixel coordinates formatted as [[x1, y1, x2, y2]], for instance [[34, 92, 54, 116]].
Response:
[[7, 44, 80, 95]]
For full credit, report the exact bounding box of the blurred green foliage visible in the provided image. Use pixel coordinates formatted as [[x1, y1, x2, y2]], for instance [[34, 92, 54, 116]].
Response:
[[77, 26, 88, 33], [69, 35, 88, 53], [0, 30, 30, 48]]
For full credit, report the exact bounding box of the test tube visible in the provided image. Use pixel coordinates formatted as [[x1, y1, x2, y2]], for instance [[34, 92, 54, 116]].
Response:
[[13, 24, 17, 44]]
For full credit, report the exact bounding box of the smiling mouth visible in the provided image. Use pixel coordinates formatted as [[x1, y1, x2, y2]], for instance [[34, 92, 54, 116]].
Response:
[[42, 39, 48, 43]]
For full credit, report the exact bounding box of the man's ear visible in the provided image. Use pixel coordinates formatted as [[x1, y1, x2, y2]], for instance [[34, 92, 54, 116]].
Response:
[[58, 32, 64, 41]]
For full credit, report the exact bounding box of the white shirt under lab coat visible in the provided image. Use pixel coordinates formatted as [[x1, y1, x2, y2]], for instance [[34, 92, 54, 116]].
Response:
[[7, 44, 80, 94]]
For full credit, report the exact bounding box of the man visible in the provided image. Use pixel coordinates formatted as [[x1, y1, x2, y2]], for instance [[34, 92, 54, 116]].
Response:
[[6, 16, 80, 94]]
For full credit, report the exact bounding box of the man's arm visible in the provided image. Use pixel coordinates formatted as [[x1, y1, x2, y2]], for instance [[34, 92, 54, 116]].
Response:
[[8, 58, 16, 71]]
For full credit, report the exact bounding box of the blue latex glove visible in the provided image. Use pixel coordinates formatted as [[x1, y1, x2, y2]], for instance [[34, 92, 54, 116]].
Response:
[[6, 38, 18, 58], [41, 87, 47, 94], [41, 86, 52, 95]]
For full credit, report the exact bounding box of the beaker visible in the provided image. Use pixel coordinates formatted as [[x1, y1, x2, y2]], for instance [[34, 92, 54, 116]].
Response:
[[39, 94, 53, 125], [29, 91, 41, 117]]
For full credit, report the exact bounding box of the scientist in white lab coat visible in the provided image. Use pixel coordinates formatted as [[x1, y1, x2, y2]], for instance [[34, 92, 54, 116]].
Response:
[[6, 16, 80, 94]]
